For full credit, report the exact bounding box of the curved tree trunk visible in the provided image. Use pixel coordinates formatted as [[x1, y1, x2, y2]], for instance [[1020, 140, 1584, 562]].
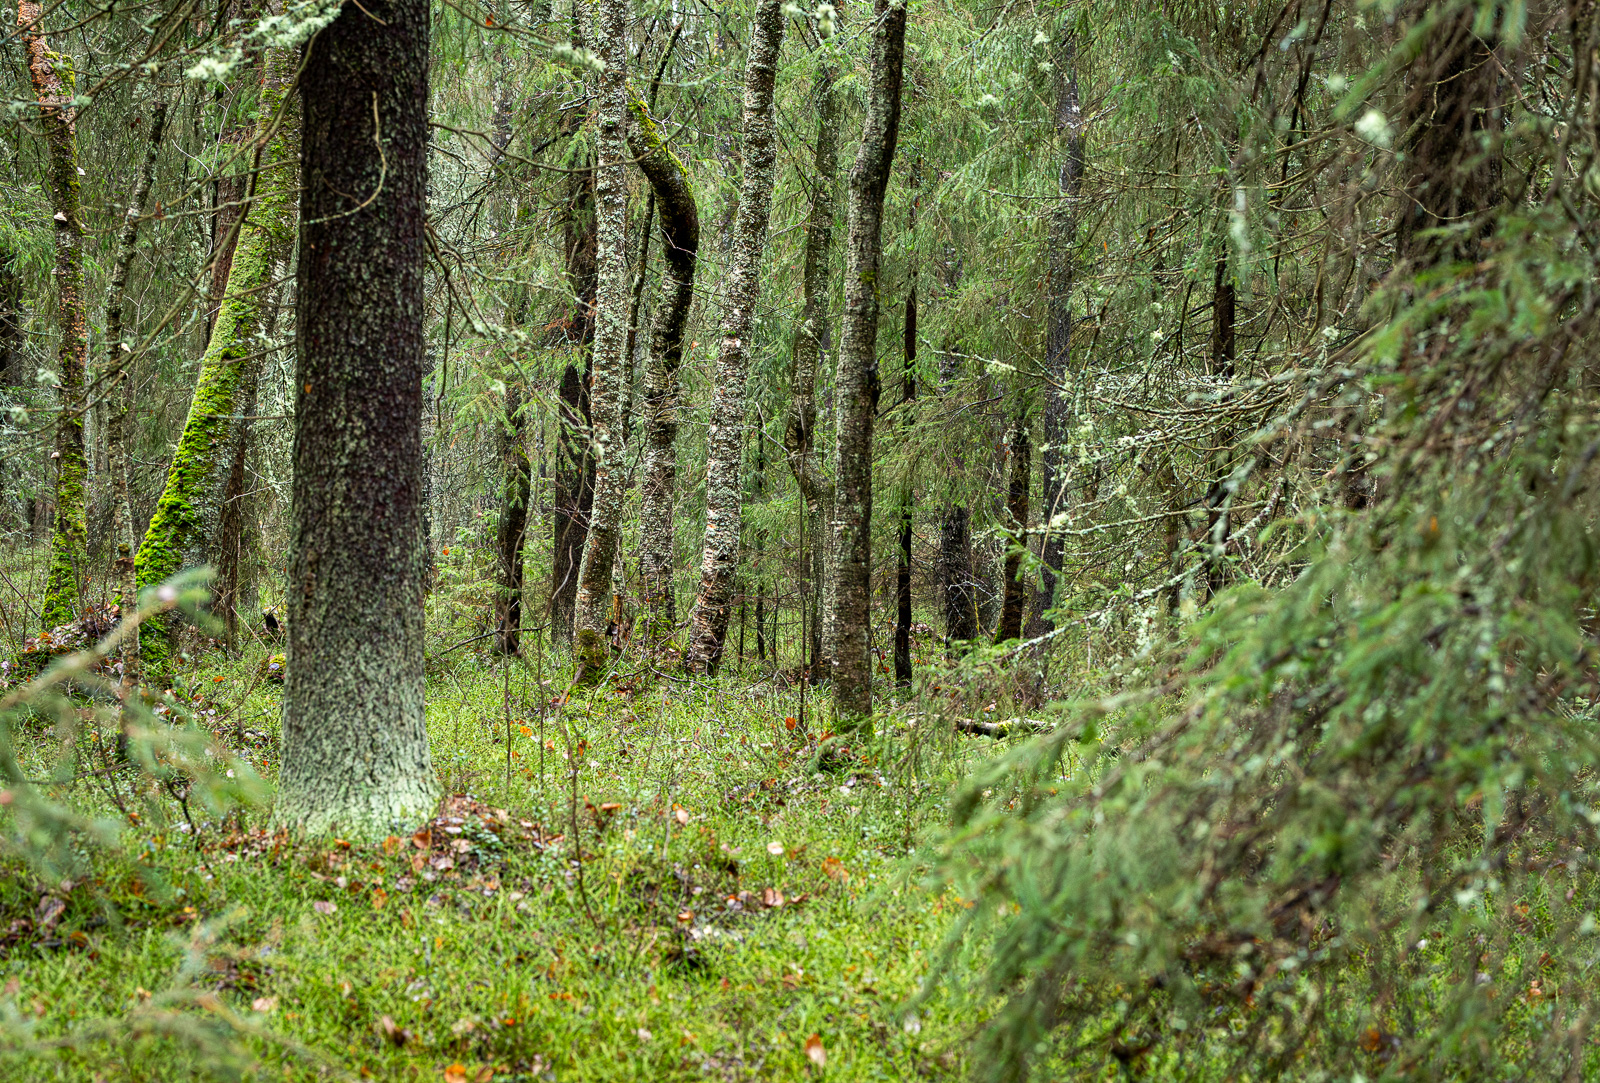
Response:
[[277, 0, 436, 839], [827, 0, 908, 720], [681, 0, 787, 674], [785, 61, 840, 677], [631, 89, 700, 645], [570, 0, 632, 680], [21, 0, 88, 630], [1029, 32, 1084, 637], [135, 39, 298, 666]]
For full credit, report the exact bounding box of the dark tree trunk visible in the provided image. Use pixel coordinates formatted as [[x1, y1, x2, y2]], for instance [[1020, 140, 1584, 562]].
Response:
[[893, 286, 915, 687], [495, 382, 530, 654], [827, 0, 907, 720], [1030, 32, 1085, 637], [552, 140, 597, 646], [995, 410, 1031, 644], [1202, 254, 1235, 602], [277, 0, 436, 838]]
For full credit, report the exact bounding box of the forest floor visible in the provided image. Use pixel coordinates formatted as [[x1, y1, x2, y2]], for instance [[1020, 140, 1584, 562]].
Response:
[[0, 561, 1007, 1082]]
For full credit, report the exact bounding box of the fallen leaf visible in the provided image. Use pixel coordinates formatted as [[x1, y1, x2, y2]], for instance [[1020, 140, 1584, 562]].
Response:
[[372, 887, 388, 909], [412, 827, 431, 850], [35, 896, 66, 929], [443, 1064, 467, 1083], [252, 996, 278, 1013], [313, 900, 337, 916], [382, 835, 402, 855], [804, 1033, 826, 1068], [762, 887, 785, 908], [636, 1027, 653, 1041], [785, 715, 798, 731], [674, 808, 690, 825], [767, 841, 785, 856]]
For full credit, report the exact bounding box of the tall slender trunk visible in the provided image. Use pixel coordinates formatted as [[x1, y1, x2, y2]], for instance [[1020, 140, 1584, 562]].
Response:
[[277, 0, 436, 839], [495, 382, 530, 654], [893, 285, 915, 686], [995, 408, 1031, 644], [631, 89, 700, 645], [21, 0, 88, 629], [135, 37, 298, 666], [1029, 33, 1084, 636], [827, 0, 907, 720], [551, 122, 596, 647], [1202, 253, 1235, 602], [104, 91, 168, 694], [681, 0, 787, 674], [784, 62, 841, 676], [570, 0, 632, 680], [938, 343, 978, 646]]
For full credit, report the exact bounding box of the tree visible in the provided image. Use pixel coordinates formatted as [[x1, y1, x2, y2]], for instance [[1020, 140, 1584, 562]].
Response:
[[827, 0, 907, 720], [632, 87, 700, 644], [135, 38, 298, 667], [682, 0, 788, 674], [569, 0, 631, 681], [276, 0, 436, 838], [20, 0, 88, 630], [493, 380, 530, 655], [994, 407, 1030, 643]]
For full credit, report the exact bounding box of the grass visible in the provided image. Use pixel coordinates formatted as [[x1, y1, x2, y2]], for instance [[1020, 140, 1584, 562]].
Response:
[[0, 564, 1008, 1082]]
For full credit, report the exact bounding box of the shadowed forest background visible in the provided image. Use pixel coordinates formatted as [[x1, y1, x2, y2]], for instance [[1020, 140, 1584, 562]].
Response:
[[1, 0, 1599, 1079]]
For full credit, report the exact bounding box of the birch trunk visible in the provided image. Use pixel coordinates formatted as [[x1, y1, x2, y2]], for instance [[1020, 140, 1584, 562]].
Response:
[[570, 0, 632, 680], [784, 61, 840, 676], [827, 0, 907, 720], [136, 37, 298, 667], [277, 0, 436, 839], [20, 0, 88, 629], [681, 0, 787, 674], [631, 90, 700, 645]]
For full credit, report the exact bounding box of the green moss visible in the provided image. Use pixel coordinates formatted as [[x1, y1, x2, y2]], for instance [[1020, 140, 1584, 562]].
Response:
[[573, 628, 608, 685]]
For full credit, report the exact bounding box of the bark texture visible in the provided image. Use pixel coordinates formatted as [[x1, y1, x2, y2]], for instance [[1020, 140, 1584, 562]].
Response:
[[682, 0, 787, 674], [995, 409, 1031, 644], [136, 40, 297, 665], [630, 89, 700, 644], [495, 381, 530, 654], [570, 0, 632, 680], [783, 62, 841, 676], [277, 0, 437, 839], [21, 0, 88, 629], [937, 344, 978, 645], [827, 0, 908, 719], [1029, 33, 1084, 637], [893, 285, 915, 686]]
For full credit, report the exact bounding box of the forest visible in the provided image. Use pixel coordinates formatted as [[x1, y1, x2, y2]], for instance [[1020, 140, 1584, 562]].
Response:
[[0, 0, 1596, 1078]]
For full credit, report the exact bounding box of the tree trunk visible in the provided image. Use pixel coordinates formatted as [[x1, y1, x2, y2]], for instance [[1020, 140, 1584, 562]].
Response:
[[784, 61, 841, 677], [1029, 32, 1084, 637], [681, 0, 787, 674], [277, 0, 436, 839], [551, 120, 597, 648], [827, 0, 908, 720], [630, 88, 699, 646], [893, 285, 915, 687], [995, 409, 1031, 644], [570, 0, 633, 681], [21, 0, 88, 630], [495, 382, 530, 654], [1202, 253, 1235, 602], [135, 38, 297, 666], [938, 344, 978, 646]]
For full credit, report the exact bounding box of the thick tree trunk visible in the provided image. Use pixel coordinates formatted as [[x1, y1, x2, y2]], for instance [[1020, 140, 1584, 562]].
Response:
[[135, 40, 297, 666], [784, 62, 841, 677], [570, 0, 632, 681], [995, 409, 1031, 643], [1029, 33, 1084, 637], [21, 1, 88, 629], [631, 89, 699, 645], [495, 382, 530, 654], [681, 0, 787, 674], [827, 0, 907, 720], [551, 124, 597, 648], [893, 286, 915, 686], [277, 0, 436, 839], [103, 92, 167, 689]]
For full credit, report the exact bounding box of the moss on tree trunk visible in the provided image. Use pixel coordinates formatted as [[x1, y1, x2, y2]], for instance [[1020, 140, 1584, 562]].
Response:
[[275, 0, 436, 839]]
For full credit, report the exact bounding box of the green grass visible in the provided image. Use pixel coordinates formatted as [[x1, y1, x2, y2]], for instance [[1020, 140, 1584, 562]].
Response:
[[0, 621, 998, 1082]]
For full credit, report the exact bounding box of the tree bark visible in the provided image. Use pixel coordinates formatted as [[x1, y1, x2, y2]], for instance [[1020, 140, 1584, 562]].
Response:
[[630, 88, 699, 645], [277, 0, 436, 839], [570, 0, 633, 681], [827, 0, 907, 720], [135, 39, 297, 666], [893, 285, 915, 686], [937, 344, 978, 646], [1029, 32, 1084, 637], [21, 0, 88, 630], [495, 381, 530, 654], [1202, 253, 1235, 602], [784, 61, 841, 677], [995, 408, 1031, 643], [681, 0, 787, 674]]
